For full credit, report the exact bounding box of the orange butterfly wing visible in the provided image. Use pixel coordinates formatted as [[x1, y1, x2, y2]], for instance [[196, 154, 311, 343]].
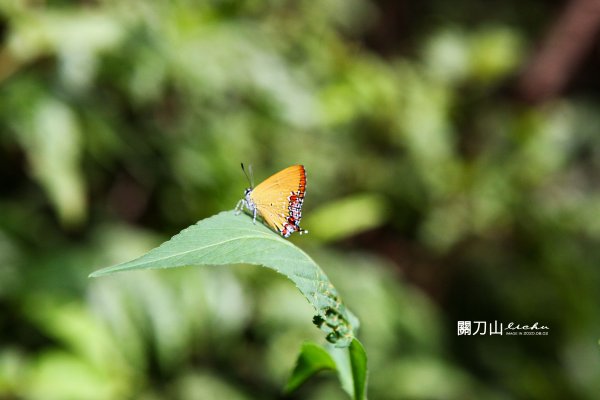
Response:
[[249, 165, 307, 237]]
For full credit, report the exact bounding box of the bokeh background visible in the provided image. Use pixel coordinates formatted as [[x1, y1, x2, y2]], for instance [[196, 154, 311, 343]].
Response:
[[1, 0, 600, 399]]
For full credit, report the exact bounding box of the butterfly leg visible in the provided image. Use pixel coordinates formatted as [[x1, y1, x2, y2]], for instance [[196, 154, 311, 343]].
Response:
[[252, 207, 257, 224], [235, 199, 245, 215]]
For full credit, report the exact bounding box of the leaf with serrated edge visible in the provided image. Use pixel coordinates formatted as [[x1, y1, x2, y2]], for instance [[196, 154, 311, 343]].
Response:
[[90, 210, 357, 347]]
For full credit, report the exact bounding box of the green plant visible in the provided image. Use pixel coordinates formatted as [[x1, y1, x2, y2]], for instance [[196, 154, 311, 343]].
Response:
[[90, 211, 368, 399]]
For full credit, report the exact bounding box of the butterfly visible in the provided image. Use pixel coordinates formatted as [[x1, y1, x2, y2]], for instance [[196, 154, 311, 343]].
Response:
[[235, 164, 308, 238]]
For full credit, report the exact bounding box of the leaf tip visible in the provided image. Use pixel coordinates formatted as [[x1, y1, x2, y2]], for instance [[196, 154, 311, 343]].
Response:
[[88, 266, 116, 278]]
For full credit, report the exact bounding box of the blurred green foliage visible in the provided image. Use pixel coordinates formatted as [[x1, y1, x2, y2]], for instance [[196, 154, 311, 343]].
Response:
[[1, 0, 600, 399]]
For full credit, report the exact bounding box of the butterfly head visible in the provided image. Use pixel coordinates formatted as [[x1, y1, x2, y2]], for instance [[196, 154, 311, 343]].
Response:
[[243, 187, 256, 213]]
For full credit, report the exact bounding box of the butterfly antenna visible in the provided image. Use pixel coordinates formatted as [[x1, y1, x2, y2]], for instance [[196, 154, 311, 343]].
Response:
[[249, 164, 255, 188], [241, 163, 255, 188]]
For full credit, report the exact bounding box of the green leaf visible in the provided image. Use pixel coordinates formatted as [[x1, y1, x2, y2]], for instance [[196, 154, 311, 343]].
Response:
[[18, 97, 86, 227], [286, 339, 368, 399], [329, 339, 368, 400], [285, 341, 337, 393], [348, 339, 368, 400], [305, 193, 388, 242], [89, 210, 357, 347]]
